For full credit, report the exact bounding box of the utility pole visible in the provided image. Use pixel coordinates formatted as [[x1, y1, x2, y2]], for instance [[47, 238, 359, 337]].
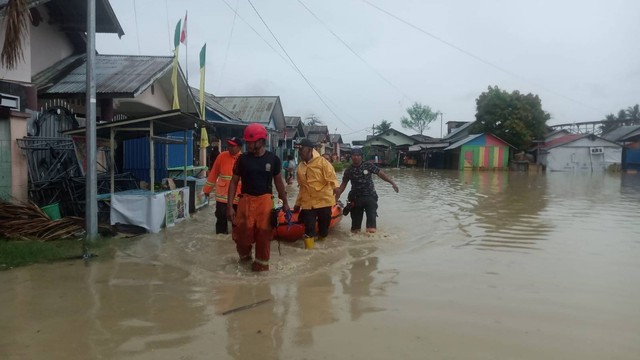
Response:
[[84, 0, 98, 254], [439, 112, 444, 138]]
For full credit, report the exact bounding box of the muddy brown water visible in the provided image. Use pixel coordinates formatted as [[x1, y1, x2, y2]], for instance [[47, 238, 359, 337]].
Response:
[[1, 170, 639, 359]]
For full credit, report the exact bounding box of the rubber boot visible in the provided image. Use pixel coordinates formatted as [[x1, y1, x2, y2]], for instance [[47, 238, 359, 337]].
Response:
[[303, 236, 315, 249]]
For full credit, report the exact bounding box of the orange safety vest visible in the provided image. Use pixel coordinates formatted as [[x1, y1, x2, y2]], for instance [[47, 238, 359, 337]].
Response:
[[203, 151, 241, 204]]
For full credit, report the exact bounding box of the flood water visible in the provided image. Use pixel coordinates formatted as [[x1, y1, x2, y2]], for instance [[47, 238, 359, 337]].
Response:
[[2, 170, 640, 359]]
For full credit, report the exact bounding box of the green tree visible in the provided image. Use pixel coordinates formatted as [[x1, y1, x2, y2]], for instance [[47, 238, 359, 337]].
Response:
[[400, 102, 438, 135], [471, 86, 549, 151], [600, 114, 618, 134], [374, 119, 392, 134], [1, 0, 30, 69], [626, 104, 640, 124], [599, 104, 640, 134]]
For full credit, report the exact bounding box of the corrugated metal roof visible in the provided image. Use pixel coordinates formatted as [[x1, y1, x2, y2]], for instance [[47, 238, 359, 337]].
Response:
[[540, 134, 586, 150], [190, 87, 242, 122], [308, 133, 328, 143], [442, 121, 474, 140], [602, 125, 640, 142], [39, 55, 173, 96], [215, 96, 279, 124], [443, 134, 483, 151], [285, 116, 301, 127], [278, 128, 298, 141], [329, 134, 342, 143], [304, 125, 328, 134], [32, 54, 85, 88]]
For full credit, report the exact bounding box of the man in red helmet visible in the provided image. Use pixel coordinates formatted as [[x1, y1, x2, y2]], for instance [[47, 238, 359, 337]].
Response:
[[227, 123, 290, 272]]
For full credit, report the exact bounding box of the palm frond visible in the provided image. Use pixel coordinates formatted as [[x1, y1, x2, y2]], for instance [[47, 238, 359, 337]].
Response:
[[1, 0, 30, 70]]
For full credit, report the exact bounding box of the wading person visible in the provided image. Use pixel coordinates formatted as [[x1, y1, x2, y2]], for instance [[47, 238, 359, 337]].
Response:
[[203, 137, 242, 234], [335, 148, 399, 233], [294, 139, 339, 245], [283, 155, 295, 185], [227, 123, 290, 272]]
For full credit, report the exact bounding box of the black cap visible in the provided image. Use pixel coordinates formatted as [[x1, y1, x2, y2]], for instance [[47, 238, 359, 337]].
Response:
[[226, 137, 243, 146], [297, 138, 316, 148], [351, 148, 363, 155]]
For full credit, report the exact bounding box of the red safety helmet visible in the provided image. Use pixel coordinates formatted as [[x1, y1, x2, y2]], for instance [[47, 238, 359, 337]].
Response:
[[243, 123, 268, 142]]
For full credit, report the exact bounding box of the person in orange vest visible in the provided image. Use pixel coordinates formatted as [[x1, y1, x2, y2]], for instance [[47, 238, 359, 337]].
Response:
[[203, 137, 243, 234]]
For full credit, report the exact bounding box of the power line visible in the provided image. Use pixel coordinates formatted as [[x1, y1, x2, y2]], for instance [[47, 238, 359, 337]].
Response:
[[297, 0, 413, 103], [360, 0, 605, 114], [343, 126, 372, 136], [133, 0, 141, 54], [218, 0, 240, 89], [246, 0, 352, 130], [219, 0, 291, 66], [165, 0, 172, 54]]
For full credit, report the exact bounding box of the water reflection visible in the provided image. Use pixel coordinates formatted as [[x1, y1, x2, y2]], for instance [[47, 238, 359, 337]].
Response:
[[3, 169, 640, 359], [216, 283, 283, 360], [0, 255, 208, 360], [294, 273, 337, 346], [458, 171, 552, 252]]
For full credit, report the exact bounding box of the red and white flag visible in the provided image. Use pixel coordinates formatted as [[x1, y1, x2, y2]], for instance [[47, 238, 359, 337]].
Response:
[[180, 11, 187, 44]]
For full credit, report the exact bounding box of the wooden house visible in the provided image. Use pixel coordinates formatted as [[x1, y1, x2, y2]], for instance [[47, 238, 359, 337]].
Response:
[[444, 133, 511, 170]]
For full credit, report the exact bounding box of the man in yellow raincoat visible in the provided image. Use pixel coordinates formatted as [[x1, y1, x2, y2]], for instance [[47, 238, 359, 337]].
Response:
[[294, 138, 339, 243]]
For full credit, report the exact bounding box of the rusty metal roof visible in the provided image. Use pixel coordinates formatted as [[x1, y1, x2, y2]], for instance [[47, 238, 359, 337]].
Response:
[[36, 55, 173, 97]]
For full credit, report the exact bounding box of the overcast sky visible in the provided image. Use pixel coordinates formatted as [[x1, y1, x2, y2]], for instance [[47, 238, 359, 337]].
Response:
[[97, 0, 640, 143]]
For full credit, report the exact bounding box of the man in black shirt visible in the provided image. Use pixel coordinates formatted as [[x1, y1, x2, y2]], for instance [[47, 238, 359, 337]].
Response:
[[228, 123, 290, 272], [336, 148, 398, 233]]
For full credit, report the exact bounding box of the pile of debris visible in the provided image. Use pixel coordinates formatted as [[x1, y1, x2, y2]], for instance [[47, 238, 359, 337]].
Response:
[[0, 200, 85, 241]]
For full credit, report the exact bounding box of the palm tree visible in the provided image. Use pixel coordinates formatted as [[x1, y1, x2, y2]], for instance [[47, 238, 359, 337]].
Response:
[[1, 0, 30, 70], [599, 114, 617, 134], [626, 104, 640, 125]]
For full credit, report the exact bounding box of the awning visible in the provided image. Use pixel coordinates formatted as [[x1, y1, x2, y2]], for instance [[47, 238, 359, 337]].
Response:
[[62, 110, 211, 140]]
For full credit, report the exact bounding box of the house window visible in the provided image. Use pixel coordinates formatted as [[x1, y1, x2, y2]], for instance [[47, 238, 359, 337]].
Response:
[[0, 93, 20, 110]]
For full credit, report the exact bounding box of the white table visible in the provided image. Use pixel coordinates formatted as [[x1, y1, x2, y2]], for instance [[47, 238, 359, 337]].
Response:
[[110, 187, 190, 233]]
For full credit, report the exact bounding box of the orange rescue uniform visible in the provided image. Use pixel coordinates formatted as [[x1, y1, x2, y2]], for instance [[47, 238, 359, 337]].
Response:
[[203, 151, 241, 203]]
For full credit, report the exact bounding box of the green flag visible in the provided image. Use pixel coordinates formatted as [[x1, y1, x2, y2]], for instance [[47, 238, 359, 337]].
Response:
[[173, 19, 182, 49], [199, 44, 206, 120]]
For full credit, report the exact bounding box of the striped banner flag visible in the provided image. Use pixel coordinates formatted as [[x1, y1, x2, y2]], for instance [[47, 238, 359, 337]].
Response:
[[199, 44, 209, 148], [171, 19, 182, 110]]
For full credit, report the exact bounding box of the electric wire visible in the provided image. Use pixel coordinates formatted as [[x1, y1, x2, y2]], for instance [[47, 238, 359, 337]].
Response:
[[218, 0, 240, 89], [133, 0, 141, 54], [361, 0, 604, 114], [297, 0, 413, 103], [219, 0, 291, 66], [246, 0, 352, 130], [165, 0, 172, 53]]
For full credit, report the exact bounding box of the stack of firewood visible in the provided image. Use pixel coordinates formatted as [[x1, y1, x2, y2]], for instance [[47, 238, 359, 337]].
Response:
[[0, 200, 85, 241]]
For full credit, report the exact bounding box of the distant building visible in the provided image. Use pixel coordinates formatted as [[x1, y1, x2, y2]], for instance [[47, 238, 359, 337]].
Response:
[[443, 133, 512, 170], [537, 134, 622, 172]]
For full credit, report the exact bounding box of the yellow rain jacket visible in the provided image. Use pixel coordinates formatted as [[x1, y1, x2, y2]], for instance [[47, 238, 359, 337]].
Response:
[[295, 149, 339, 209], [203, 151, 241, 204]]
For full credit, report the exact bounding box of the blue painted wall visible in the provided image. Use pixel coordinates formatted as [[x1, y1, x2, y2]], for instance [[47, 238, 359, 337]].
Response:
[[123, 131, 193, 182]]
